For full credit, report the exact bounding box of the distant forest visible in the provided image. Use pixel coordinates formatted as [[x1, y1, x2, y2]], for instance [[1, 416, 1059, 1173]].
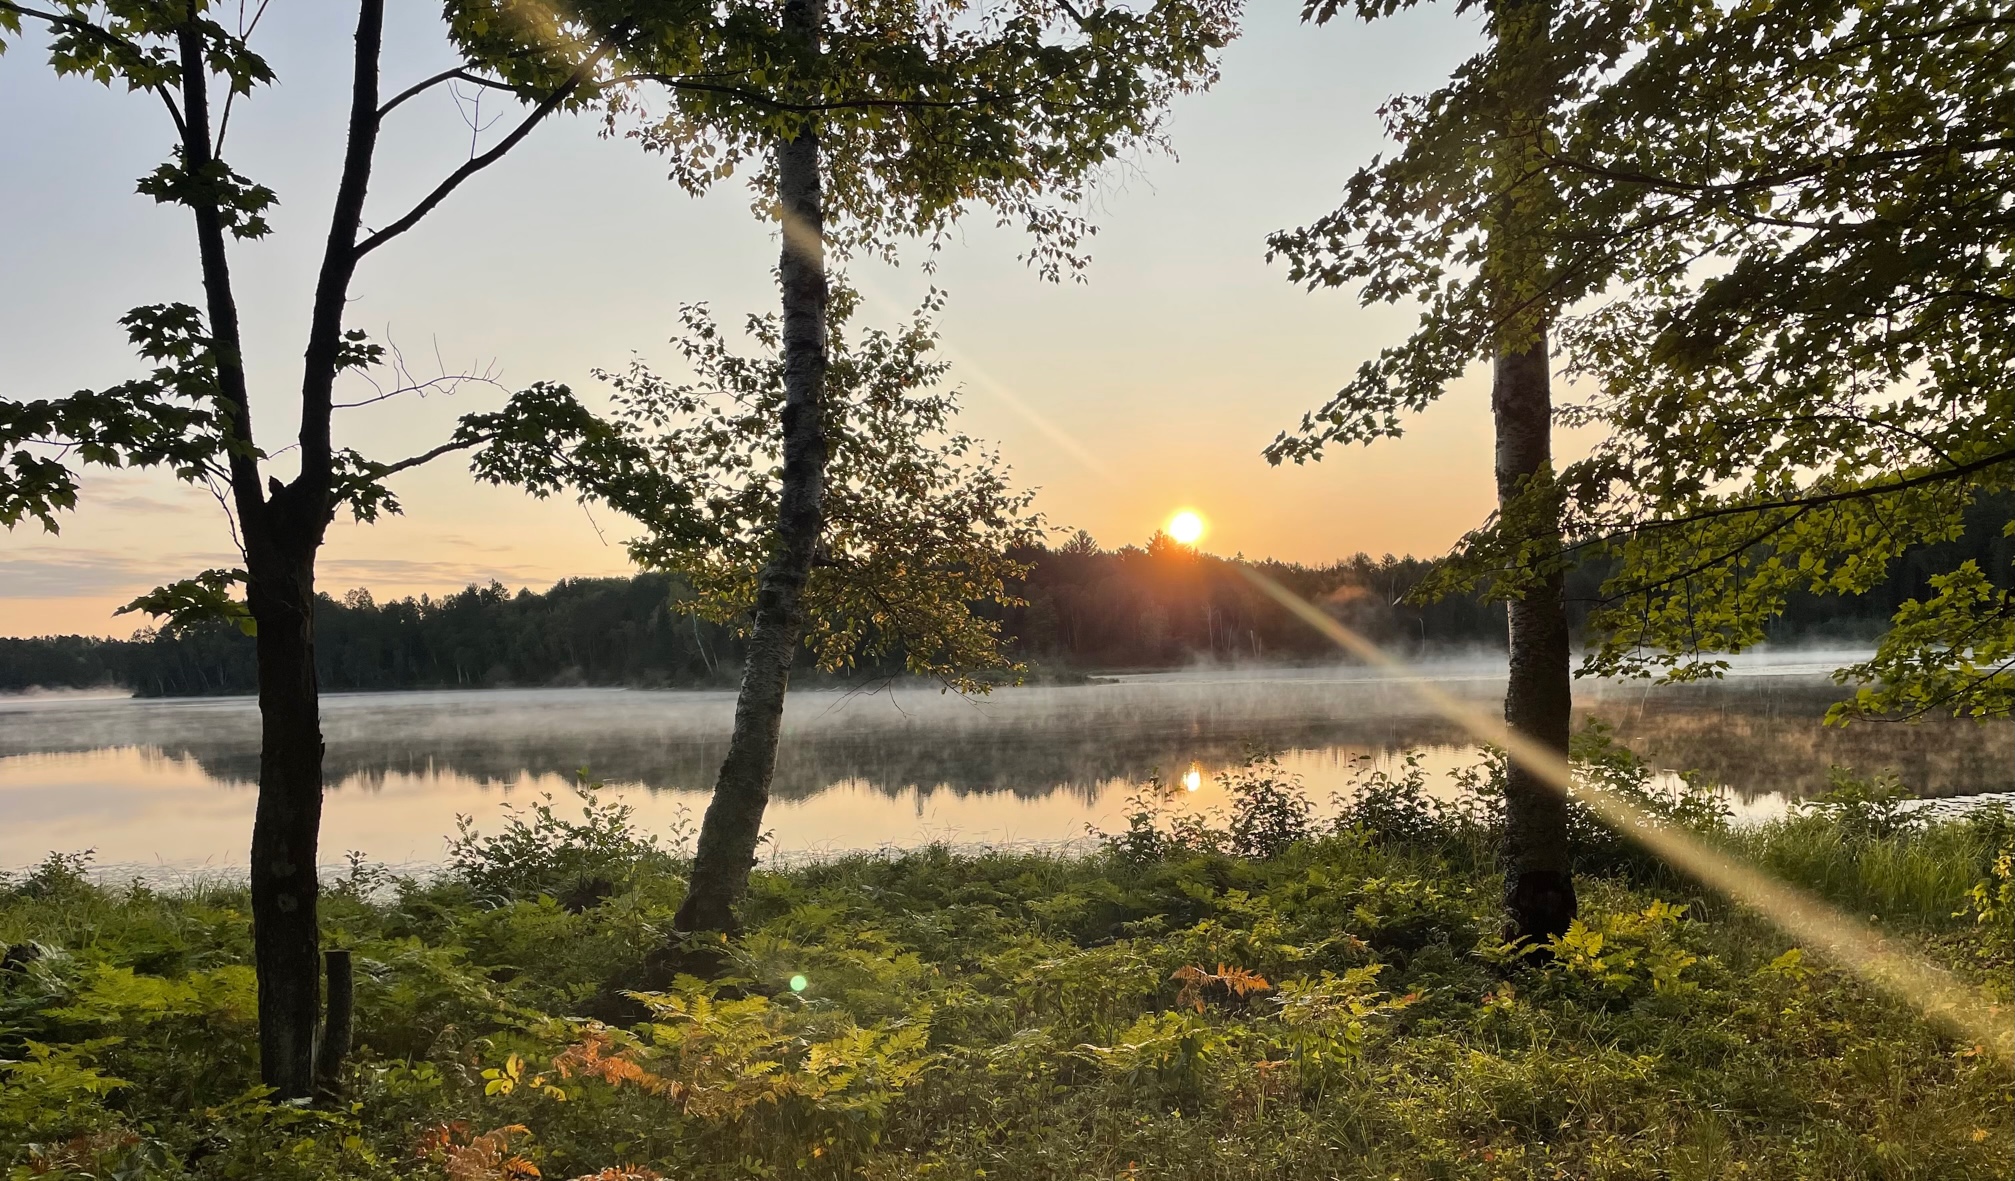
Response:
[[5, 495, 2009, 697]]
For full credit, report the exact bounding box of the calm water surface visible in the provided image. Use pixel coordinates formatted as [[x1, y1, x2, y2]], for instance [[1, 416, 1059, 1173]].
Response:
[[2, 654, 2008, 876]]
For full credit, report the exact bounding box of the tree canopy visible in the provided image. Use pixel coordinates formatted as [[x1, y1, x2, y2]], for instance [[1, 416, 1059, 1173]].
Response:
[[1269, 0, 2014, 721], [1547, 0, 2014, 721], [448, 0, 1240, 274], [484, 294, 1047, 692]]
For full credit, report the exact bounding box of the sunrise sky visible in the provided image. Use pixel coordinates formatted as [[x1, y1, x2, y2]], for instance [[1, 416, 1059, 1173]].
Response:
[[0, 3, 1529, 638]]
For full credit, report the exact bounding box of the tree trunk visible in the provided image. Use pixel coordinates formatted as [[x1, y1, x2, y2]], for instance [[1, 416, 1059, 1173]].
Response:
[[1492, 334, 1577, 945], [673, 0, 828, 937], [246, 538, 327, 1098], [314, 949, 355, 1102], [173, 11, 334, 1099]]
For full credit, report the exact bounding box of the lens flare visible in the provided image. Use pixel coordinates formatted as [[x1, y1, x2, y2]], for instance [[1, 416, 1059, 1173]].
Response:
[[1236, 564, 2013, 1065], [1168, 510, 1205, 545], [789, 974, 809, 993]]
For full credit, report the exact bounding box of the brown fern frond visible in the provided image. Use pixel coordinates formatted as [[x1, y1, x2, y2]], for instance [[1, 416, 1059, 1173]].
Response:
[[1172, 963, 1275, 1012], [441, 1124, 536, 1181]]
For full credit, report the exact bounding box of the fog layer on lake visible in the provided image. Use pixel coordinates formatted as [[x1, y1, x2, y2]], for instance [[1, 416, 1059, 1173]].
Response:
[[3, 652, 2008, 876]]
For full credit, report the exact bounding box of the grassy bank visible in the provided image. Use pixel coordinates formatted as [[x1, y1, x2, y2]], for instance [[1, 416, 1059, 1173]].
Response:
[[2, 744, 2010, 1181]]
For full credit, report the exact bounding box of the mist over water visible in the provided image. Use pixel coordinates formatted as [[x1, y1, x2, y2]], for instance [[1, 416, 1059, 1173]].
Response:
[[2, 652, 2008, 877]]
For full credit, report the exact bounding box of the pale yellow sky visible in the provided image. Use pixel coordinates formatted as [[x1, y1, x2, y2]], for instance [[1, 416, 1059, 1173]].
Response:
[[0, 3, 1543, 639]]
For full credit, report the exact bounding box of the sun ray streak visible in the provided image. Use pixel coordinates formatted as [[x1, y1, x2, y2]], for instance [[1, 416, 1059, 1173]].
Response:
[[775, 206, 1121, 485], [1238, 565, 2014, 1065], [928, 337, 1123, 486]]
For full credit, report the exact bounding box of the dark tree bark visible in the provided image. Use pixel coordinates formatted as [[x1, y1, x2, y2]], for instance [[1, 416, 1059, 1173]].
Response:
[[314, 949, 355, 1101], [16, 0, 591, 1099], [673, 0, 828, 938], [1492, 334, 1577, 945], [172, 14, 319, 1098], [179, 2, 381, 1097], [242, 535, 330, 1096], [245, 0, 383, 1098]]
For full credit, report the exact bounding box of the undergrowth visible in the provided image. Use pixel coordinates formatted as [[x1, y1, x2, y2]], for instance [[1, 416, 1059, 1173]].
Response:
[[1, 740, 2009, 1180]]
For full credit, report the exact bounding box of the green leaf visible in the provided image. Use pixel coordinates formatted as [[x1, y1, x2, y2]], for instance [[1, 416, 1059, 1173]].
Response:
[[117, 569, 255, 638]]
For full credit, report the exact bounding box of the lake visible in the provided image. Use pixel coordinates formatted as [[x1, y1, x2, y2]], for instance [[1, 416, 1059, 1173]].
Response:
[[2, 653, 2008, 877]]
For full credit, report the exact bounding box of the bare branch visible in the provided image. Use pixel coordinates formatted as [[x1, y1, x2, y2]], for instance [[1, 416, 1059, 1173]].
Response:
[[212, 0, 271, 152], [352, 42, 615, 262], [1539, 137, 2015, 204], [238, 0, 273, 40], [451, 80, 509, 159], [1687, 413, 1965, 469], [373, 435, 483, 479], [378, 66, 518, 120], [333, 330, 505, 408], [204, 472, 248, 563], [1587, 505, 1814, 606], [333, 373, 504, 410]]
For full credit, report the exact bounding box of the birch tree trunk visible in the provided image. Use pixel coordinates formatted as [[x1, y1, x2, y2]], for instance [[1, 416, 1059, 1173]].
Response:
[[673, 0, 828, 936]]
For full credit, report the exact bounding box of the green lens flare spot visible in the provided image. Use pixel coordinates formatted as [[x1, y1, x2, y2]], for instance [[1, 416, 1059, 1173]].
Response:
[[789, 974, 809, 993]]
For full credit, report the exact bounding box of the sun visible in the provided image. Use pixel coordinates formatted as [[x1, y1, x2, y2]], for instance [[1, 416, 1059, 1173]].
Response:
[[1167, 509, 1206, 546]]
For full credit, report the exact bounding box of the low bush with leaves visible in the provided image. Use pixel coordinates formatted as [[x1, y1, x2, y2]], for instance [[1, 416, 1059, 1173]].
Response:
[[1536, 899, 1702, 1001], [1797, 767, 1921, 841], [0, 764, 2009, 1180], [444, 783, 691, 906], [1101, 751, 1317, 863], [1964, 829, 2014, 931]]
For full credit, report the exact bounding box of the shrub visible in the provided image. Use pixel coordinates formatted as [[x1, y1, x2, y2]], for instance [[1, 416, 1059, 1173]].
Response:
[[1332, 753, 1445, 848], [1538, 899, 1701, 1001], [1224, 755, 1317, 859], [1964, 842, 2014, 928], [1455, 723, 1733, 882], [1796, 767, 1918, 840], [446, 783, 690, 904], [1100, 774, 1201, 863], [0, 851, 96, 902], [1098, 753, 1316, 862]]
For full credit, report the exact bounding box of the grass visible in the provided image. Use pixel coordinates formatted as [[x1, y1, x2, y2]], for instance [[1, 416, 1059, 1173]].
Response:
[[0, 746, 2010, 1181]]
